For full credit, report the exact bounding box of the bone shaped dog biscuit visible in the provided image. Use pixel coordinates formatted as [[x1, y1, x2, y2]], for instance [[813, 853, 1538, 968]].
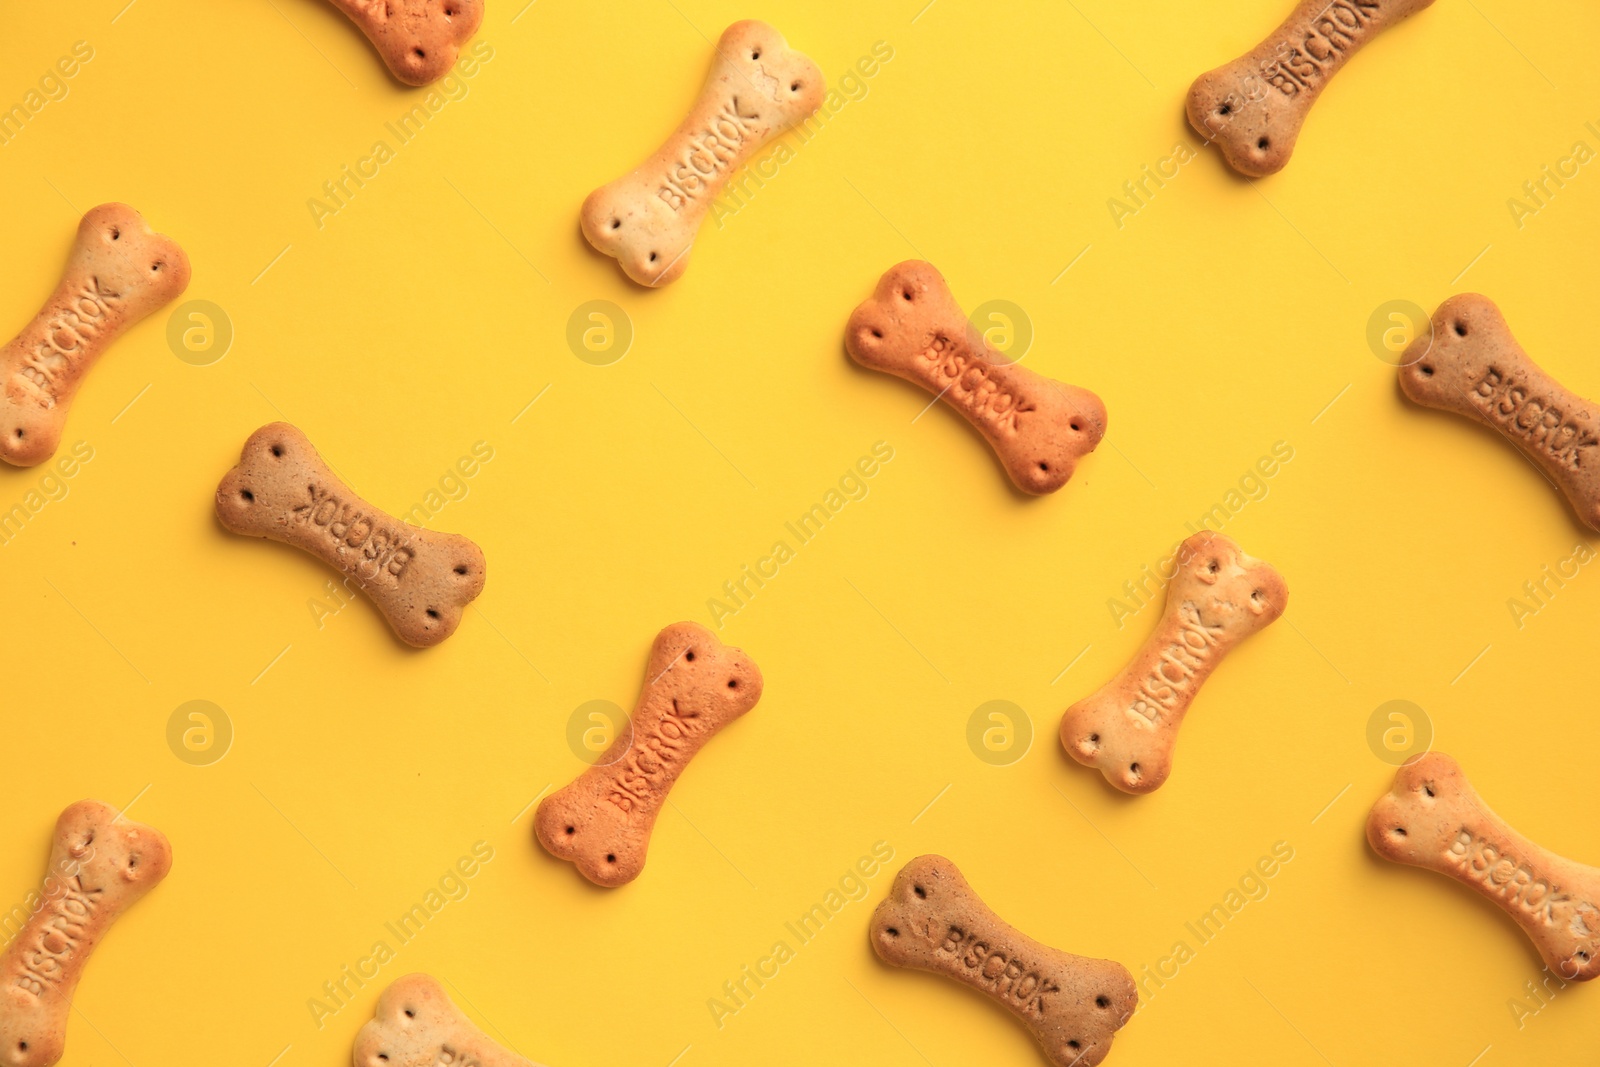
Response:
[[0, 204, 189, 467], [580, 20, 824, 286], [1061, 531, 1287, 794], [326, 0, 483, 86], [1186, 0, 1437, 177], [870, 855, 1136, 1067], [0, 800, 172, 1067], [354, 974, 546, 1067], [1368, 752, 1600, 981], [1398, 293, 1600, 531], [846, 261, 1107, 495], [535, 622, 762, 887], [215, 422, 485, 648]]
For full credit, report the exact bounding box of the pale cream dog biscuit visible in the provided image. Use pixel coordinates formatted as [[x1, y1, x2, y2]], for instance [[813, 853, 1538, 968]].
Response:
[[327, 0, 483, 87], [1061, 531, 1287, 794], [845, 261, 1107, 495], [215, 422, 485, 648], [535, 622, 762, 887], [354, 974, 545, 1067], [1186, 0, 1437, 177], [1398, 293, 1600, 531], [0, 800, 172, 1067], [870, 855, 1136, 1067], [0, 204, 189, 467], [1368, 752, 1600, 981], [580, 20, 824, 287]]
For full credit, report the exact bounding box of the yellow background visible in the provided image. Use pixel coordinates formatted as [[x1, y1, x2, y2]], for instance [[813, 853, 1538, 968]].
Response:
[[1, 0, 1597, 1064]]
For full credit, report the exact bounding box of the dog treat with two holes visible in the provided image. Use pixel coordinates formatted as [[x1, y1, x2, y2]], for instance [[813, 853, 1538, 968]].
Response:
[[870, 856, 1136, 1067], [0, 801, 172, 1067], [580, 20, 824, 286], [353, 973, 545, 1067], [215, 423, 486, 648], [1398, 293, 1600, 532], [1061, 531, 1287, 794], [1368, 752, 1600, 981], [1186, 0, 1437, 177], [535, 622, 762, 887], [326, 0, 483, 86], [0, 204, 189, 467], [845, 261, 1107, 495]]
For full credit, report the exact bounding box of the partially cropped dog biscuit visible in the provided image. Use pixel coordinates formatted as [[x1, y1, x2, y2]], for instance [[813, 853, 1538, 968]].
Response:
[[846, 261, 1107, 495], [327, 0, 483, 86], [215, 422, 485, 648], [0, 800, 172, 1067], [0, 204, 189, 467], [535, 622, 762, 887], [580, 20, 824, 286], [1186, 0, 1437, 177], [354, 974, 545, 1067], [1368, 752, 1600, 981], [1398, 293, 1600, 531], [1061, 531, 1286, 794], [870, 855, 1136, 1067]]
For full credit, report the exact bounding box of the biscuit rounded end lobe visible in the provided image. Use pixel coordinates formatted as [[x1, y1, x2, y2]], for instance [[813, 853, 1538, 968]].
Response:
[[1396, 293, 1500, 406], [533, 786, 647, 888], [1059, 705, 1174, 796], [1185, 69, 1298, 178], [1365, 751, 1459, 864], [0, 412, 59, 468]]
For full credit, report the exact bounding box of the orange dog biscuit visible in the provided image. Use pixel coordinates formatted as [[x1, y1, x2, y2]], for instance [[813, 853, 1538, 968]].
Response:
[[846, 261, 1107, 495], [0, 204, 189, 467], [1368, 752, 1600, 981], [1061, 531, 1287, 793], [326, 0, 483, 86], [354, 974, 545, 1067], [0, 801, 172, 1067], [535, 622, 762, 887], [870, 855, 1136, 1067], [215, 423, 486, 648]]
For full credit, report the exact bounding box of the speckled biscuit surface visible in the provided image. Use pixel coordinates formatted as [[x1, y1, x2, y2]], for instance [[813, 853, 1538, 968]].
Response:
[[353, 974, 544, 1067], [580, 20, 824, 287], [1061, 531, 1287, 794], [869, 855, 1136, 1067], [1186, 0, 1436, 177], [327, 0, 483, 86], [215, 422, 486, 648], [1398, 293, 1600, 531], [1368, 752, 1600, 981], [845, 261, 1107, 496], [0, 800, 172, 1067], [0, 204, 189, 467], [535, 622, 763, 887]]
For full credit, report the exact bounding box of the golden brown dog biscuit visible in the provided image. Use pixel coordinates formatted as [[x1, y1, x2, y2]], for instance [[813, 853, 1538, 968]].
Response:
[[845, 261, 1107, 496], [1398, 293, 1600, 531], [1368, 752, 1600, 981], [0, 800, 172, 1067], [870, 855, 1136, 1067], [535, 622, 762, 887], [1061, 531, 1287, 794], [1186, 0, 1437, 177], [215, 422, 486, 648], [0, 204, 189, 467], [327, 0, 483, 86], [353, 974, 544, 1067], [580, 20, 824, 287]]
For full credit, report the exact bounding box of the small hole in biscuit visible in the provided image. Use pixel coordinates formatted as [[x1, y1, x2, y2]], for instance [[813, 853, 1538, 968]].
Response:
[[414, 47, 426, 59], [240, 489, 254, 502], [611, 219, 621, 229], [426, 609, 440, 620], [1067, 1041, 1082, 1051], [902, 290, 912, 301], [791, 81, 801, 91], [454, 565, 468, 575], [1420, 364, 1434, 377], [19, 1042, 28, 1052], [1095, 995, 1110, 1008], [1454, 321, 1467, 337], [1580, 951, 1591, 961], [1218, 103, 1232, 116], [606, 854, 616, 863], [886, 926, 899, 937], [128, 855, 137, 868], [151, 263, 160, 271], [751, 50, 761, 60], [1129, 762, 1141, 775], [404, 1009, 414, 1018], [871, 329, 882, 338], [649, 252, 658, 262], [1089, 733, 1099, 743], [685, 650, 696, 661], [913, 885, 926, 899], [13, 429, 22, 438], [1070, 421, 1081, 431], [1424, 785, 1435, 798], [270, 445, 283, 457], [1038, 462, 1049, 472], [727, 678, 738, 688], [1257, 137, 1269, 150], [565, 825, 575, 835], [111, 228, 120, 240], [1393, 827, 1407, 837], [1208, 559, 1219, 574]]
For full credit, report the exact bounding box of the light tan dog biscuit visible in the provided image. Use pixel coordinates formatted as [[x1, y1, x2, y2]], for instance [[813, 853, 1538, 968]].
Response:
[[1186, 0, 1437, 177], [354, 974, 545, 1067], [580, 20, 824, 287], [1398, 293, 1600, 531], [0, 800, 172, 1067], [1368, 752, 1600, 981], [0, 204, 189, 467], [845, 261, 1107, 495], [327, 0, 483, 86], [1061, 531, 1287, 794], [535, 622, 762, 887], [870, 855, 1136, 1067], [215, 422, 486, 648]]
